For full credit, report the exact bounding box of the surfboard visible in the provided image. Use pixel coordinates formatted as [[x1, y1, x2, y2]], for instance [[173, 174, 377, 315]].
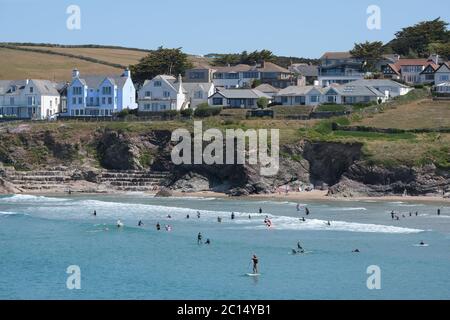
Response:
[[413, 244, 429, 247], [246, 273, 261, 277]]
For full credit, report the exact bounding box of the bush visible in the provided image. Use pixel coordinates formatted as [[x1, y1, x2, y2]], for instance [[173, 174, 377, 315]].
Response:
[[257, 97, 269, 109], [180, 108, 193, 117], [162, 110, 179, 118], [194, 105, 222, 118], [115, 109, 129, 118]]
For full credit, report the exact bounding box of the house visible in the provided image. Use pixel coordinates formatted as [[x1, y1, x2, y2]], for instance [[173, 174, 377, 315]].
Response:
[[289, 63, 319, 85], [383, 55, 440, 84], [208, 89, 272, 109], [254, 83, 280, 98], [345, 79, 413, 98], [67, 68, 137, 117], [434, 62, 450, 85], [210, 61, 298, 89], [323, 85, 386, 105], [434, 82, 450, 99], [183, 82, 215, 108], [137, 75, 187, 112], [318, 52, 365, 87], [0, 79, 60, 119], [184, 67, 215, 83], [275, 86, 324, 106], [212, 64, 257, 89]]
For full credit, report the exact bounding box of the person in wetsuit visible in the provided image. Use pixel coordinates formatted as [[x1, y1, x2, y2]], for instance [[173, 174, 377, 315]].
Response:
[[252, 254, 259, 274], [156, 222, 161, 231], [197, 232, 202, 245]]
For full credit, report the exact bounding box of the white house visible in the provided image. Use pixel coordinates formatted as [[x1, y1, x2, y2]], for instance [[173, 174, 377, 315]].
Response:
[[317, 52, 365, 87], [323, 85, 386, 104], [383, 56, 440, 84], [183, 82, 215, 108], [208, 89, 271, 108], [0, 79, 60, 119], [275, 86, 324, 106], [434, 82, 450, 94], [345, 79, 413, 98], [434, 63, 450, 85], [67, 68, 137, 117], [138, 75, 187, 112]]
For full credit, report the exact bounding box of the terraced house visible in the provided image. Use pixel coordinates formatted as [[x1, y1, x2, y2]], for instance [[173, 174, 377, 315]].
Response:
[[66, 68, 137, 117], [0, 79, 60, 120]]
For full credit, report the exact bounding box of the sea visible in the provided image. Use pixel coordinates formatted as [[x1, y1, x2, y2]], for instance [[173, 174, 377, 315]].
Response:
[[0, 193, 449, 300]]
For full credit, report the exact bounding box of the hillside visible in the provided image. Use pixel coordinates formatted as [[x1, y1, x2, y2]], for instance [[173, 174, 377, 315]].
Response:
[[0, 44, 212, 81]]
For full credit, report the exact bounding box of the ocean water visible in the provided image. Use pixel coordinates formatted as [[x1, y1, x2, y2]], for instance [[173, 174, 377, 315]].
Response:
[[0, 193, 449, 300]]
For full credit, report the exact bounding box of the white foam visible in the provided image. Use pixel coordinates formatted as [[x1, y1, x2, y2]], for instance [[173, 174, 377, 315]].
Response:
[[332, 207, 368, 211], [1, 194, 69, 203]]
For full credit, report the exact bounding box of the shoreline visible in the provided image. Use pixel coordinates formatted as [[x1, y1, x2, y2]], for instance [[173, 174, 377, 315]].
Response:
[[5, 188, 448, 204]]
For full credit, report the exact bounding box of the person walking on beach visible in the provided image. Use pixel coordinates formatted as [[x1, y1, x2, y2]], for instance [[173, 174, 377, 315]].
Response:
[[197, 232, 203, 245], [252, 254, 259, 274]]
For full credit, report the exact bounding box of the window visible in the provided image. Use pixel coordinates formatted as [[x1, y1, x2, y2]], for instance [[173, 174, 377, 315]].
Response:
[[9, 97, 14, 105], [50, 100, 52, 107], [27, 96, 35, 106], [281, 97, 288, 104], [102, 87, 112, 95], [72, 97, 76, 105], [327, 96, 335, 103], [243, 72, 259, 79], [102, 97, 106, 104], [154, 81, 162, 87], [108, 97, 112, 105], [212, 98, 223, 105], [310, 96, 318, 103], [440, 75, 449, 81], [189, 72, 204, 79], [225, 73, 239, 79], [213, 73, 223, 79], [194, 91, 203, 99], [78, 97, 83, 104], [145, 91, 151, 97], [90, 97, 94, 105], [73, 87, 82, 95], [29, 87, 34, 93], [163, 91, 170, 98]]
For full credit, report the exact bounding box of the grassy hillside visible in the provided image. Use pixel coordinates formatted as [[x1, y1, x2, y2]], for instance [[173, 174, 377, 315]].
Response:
[[0, 44, 212, 81]]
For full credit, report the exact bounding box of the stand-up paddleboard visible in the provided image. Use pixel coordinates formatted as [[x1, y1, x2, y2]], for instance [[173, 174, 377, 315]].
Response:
[[246, 273, 261, 277]]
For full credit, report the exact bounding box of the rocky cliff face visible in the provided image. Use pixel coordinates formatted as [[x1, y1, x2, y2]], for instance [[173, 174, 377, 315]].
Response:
[[0, 126, 448, 197]]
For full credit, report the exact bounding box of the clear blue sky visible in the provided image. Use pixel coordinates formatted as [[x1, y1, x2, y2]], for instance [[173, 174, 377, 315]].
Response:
[[0, 0, 449, 58]]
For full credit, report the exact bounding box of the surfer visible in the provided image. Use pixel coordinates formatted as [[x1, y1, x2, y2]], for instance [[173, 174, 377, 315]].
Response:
[[352, 249, 360, 253], [138, 220, 143, 227], [156, 222, 161, 231], [197, 211, 201, 219], [186, 214, 190, 219], [409, 212, 412, 217], [217, 217, 222, 223], [197, 232, 202, 245], [326, 221, 331, 226], [231, 212, 235, 220], [259, 208, 263, 214], [297, 241, 303, 250], [248, 215, 252, 220], [415, 211, 418, 216], [251, 254, 259, 274], [117, 219, 123, 228], [438, 209, 441, 216], [165, 225, 172, 232], [305, 207, 310, 216], [390, 211, 395, 220], [205, 239, 211, 245], [420, 241, 426, 246], [93, 210, 97, 216], [296, 203, 300, 212], [167, 214, 172, 219]]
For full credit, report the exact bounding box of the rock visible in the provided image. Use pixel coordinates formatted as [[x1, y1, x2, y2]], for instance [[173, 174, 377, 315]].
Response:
[[170, 173, 210, 192], [155, 188, 173, 197]]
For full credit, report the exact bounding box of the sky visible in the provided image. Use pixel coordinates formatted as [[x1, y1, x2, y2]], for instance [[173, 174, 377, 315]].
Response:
[[0, 0, 449, 58]]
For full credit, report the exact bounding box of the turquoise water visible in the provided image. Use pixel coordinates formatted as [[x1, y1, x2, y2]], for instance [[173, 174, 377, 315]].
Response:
[[0, 194, 449, 300]]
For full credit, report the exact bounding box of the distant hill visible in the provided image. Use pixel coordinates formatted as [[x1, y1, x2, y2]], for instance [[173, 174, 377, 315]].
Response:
[[0, 43, 212, 81]]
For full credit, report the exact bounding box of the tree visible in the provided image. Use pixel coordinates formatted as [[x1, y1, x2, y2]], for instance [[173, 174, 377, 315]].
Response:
[[385, 18, 450, 58], [130, 47, 193, 85], [428, 42, 450, 60], [257, 97, 269, 109], [350, 41, 384, 72]]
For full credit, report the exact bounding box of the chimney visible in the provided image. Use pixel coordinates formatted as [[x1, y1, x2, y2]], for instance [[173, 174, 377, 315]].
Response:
[[177, 74, 183, 94], [72, 69, 80, 79], [394, 54, 400, 62], [123, 68, 131, 78], [429, 54, 439, 65], [25, 79, 29, 85]]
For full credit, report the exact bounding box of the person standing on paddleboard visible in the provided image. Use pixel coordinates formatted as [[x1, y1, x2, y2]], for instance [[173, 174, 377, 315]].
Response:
[[252, 254, 259, 274]]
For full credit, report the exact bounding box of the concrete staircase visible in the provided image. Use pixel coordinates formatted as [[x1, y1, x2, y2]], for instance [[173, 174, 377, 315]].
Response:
[[3, 169, 169, 192], [97, 170, 170, 192]]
